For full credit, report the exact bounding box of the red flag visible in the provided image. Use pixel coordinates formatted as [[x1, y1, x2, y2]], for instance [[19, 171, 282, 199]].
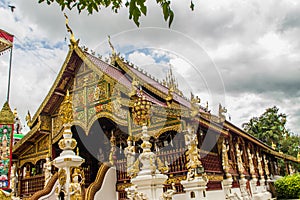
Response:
[[0, 29, 14, 54]]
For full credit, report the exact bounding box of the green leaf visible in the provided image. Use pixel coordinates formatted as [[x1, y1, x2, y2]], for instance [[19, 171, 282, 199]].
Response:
[[162, 3, 168, 21], [168, 10, 174, 27], [140, 5, 147, 15], [190, 0, 194, 11], [87, 3, 93, 14], [93, 2, 99, 12]]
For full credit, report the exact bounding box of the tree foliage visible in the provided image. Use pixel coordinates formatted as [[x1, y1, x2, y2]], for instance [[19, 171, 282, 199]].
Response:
[[38, 0, 195, 27], [243, 106, 300, 160], [243, 106, 288, 147], [280, 133, 300, 157]]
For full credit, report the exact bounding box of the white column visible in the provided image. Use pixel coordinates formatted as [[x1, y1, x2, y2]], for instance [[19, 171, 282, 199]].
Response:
[[222, 175, 235, 199]]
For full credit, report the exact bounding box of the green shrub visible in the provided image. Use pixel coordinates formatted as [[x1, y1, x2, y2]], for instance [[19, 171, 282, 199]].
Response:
[[274, 173, 300, 199]]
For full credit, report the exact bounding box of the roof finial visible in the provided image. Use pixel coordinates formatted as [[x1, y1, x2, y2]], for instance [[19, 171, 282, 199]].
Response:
[[108, 35, 116, 56], [64, 13, 77, 45], [163, 64, 183, 96]]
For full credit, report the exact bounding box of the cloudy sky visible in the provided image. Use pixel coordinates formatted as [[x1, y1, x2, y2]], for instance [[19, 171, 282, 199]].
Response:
[[0, 0, 300, 134]]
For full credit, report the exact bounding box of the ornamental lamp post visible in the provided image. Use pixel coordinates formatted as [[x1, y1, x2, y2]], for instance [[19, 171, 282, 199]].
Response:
[[129, 90, 168, 200]]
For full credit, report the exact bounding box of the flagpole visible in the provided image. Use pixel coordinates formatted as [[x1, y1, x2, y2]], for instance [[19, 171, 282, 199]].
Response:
[[6, 46, 13, 103]]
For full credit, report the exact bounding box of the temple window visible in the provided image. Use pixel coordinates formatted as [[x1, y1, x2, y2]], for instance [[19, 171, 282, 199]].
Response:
[[190, 191, 195, 198]]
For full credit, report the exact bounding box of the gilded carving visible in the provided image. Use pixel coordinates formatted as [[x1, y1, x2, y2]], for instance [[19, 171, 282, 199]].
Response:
[[19, 153, 49, 168], [88, 107, 96, 121], [124, 137, 136, 177], [52, 115, 64, 138], [247, 148, 255, 177], [70, 168, 85, 200], [165, 175, 186, 184], [58, 78, 69, 90], [129, 77, 139, 97], [256, 152, 264, 178], [222, 139, 231, 178], [25, 110, 33, 127], [25, 145, 36, 155], [263, 155, 270, 179], [190, 92, 200, 118], [38, 136, 49, 152], [44, 156, 52, 187], [236, 143, 245, 175], [93, 81, 108, 101], [0, 102, 14, 124], [151, 116, 166, 124], [40, 115, 51, 132], [131, 93, 151, 126], [0, 190, 11, 200], [218, 103, 227, 122], [112, 99, 127, 119], [56, 168, 67, 197], [117, 183, 133, 191], [184, 124, 203, 180], [58, 90, 74, 125], [157, 157, 169, 173], [77, 64, 84, 74], [73, 90, 85, 108], [109, 132, 116, 165]]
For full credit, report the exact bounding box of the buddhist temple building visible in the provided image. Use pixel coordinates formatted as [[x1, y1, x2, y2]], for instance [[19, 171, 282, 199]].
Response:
[[1, 24, 299, 200]]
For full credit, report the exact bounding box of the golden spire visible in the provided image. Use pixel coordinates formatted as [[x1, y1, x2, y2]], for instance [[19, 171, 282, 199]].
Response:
[[163, 65, 183, 96], [0, 101, 14, 124], [64, 13, 77, 45], [58, 90, 73, 125]]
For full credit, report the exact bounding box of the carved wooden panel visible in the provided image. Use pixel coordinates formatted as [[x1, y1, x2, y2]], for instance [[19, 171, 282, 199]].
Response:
[[40, 115, 51, 132], [37, 136, 49, 152], [52, 115, 63, 138]]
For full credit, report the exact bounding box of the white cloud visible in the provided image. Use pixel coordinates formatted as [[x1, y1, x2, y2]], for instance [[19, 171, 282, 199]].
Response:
[[128, 51, 155, 66], [169, 57, 190, 76], [257, 32, 291, 59]]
